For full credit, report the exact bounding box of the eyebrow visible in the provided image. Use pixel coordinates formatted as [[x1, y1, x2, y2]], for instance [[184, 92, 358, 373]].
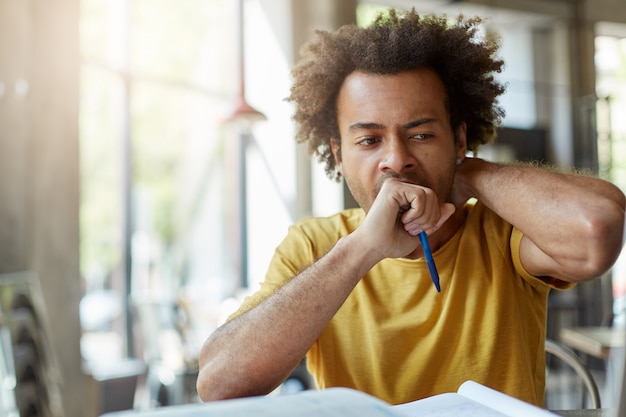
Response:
[[347, 122, 385, 132], [347, 118, 438, 132], [402, 118, 437, 129]]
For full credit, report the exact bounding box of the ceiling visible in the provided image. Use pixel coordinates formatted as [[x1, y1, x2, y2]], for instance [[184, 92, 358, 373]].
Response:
[[358, 0, 568, 28]]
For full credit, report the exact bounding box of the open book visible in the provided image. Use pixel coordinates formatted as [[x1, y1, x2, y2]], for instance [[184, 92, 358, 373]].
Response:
[[102, 381, 559, 417], [393, 380, 558, 417]]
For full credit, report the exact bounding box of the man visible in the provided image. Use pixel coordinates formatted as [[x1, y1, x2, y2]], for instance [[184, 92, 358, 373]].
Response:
[[197, 9, 625, 406]]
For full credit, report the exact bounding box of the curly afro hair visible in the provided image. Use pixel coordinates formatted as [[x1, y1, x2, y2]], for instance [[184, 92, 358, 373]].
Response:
[[287, 8, 506, 181]]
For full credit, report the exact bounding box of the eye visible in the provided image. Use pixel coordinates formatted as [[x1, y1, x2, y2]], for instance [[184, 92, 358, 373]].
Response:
[[409, 133, 433, 141], [356, 137, 380, 146]]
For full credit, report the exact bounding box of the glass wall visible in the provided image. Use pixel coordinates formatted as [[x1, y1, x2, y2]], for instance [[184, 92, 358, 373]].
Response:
[[79, 2, 626, 406], [79, 0, 298, 378], [595, 34, 626, 330]]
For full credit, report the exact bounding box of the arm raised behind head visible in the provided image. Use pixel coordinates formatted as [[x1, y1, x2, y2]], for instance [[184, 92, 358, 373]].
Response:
[[453, 157, 626, 283]]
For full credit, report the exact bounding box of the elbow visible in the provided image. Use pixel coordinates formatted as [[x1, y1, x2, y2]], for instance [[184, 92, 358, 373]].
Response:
[[196, 364, 222, 402], [195, 338, 240, 402], [579, 205, 625, 280], [196, 371, 211, 402], [196, 351, 252, 402], [195, 347, 282, 402], [196, 355, 225, 402], [196, 359, 250, 402], [196, 365, 281, 403]]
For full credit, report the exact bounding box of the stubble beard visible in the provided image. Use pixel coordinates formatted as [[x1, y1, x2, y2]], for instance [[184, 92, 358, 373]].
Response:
[[345, 171, 435, 214]]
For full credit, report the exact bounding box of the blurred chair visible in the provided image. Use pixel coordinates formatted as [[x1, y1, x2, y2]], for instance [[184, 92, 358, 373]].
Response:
[[0, 271, 64, 417], [131, 297, 199, 409], [545, 338, 601, 409]]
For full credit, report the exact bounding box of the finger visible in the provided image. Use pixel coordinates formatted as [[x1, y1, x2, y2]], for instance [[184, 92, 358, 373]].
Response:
[[400, 187, 438, 225], [403, 202, 455, 236], [398, 187, 430, 222], [424, 203, 456, 234]]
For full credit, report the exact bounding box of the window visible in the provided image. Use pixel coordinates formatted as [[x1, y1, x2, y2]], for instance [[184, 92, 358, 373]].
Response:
[[595, 33, 626, 328], [79, 0, 297, 372]]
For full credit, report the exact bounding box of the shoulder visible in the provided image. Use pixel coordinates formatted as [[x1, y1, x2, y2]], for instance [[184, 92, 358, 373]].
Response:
[[458, 199, 511, 246], [457, 199, 513, 256], [271, 208, 365, 264], [292, 208, 365, 241], [465, 198, 503, 223]]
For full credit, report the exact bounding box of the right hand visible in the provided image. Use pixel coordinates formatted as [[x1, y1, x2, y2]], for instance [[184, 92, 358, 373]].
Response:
[[356, 177, 455, 260]]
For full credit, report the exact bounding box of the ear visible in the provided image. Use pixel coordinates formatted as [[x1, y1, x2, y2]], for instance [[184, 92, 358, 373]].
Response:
[[455, 122, 468, 162], [331, 137, 343, 175]]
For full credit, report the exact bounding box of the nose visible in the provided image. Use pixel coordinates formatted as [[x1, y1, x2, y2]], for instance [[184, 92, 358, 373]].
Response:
[[379, 138, 417, 174]]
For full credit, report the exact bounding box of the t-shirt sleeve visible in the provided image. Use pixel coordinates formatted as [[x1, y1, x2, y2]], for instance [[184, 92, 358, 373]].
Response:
[[226, 210, 360, 322], [227, 223, 319, 321], [510, 226, 575, 291]]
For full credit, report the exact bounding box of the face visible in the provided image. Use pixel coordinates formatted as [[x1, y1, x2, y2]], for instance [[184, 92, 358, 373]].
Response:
[[332, 67, 467, 212]]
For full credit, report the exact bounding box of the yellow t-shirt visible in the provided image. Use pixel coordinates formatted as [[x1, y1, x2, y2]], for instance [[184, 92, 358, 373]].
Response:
[[229, 201, 573, 406]]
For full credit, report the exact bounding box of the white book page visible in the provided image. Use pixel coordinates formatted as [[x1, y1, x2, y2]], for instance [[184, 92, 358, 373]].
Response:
[[393, 392, 510, 417], [103, 388, 406, 417], [392, 381, 558, 417], [457, 381, 558, 417], [198, 388, 404, 417]]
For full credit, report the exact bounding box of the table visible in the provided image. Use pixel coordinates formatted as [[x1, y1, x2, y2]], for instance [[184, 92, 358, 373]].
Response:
[[559, 327, 625, 360], [553, 410, 613, 417], [558, 326, 625, 417]]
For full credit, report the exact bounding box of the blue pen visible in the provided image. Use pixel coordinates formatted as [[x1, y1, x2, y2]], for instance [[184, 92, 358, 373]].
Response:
[[419, 231, 441, 292]]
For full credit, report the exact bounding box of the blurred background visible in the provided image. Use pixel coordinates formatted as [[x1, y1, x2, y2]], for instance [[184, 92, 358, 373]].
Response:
[[0, 0, 625, 416]]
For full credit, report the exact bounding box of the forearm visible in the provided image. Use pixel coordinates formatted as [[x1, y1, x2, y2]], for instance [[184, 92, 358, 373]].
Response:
[[456, 158, 625, 281], [196, 232, 381, 401]]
